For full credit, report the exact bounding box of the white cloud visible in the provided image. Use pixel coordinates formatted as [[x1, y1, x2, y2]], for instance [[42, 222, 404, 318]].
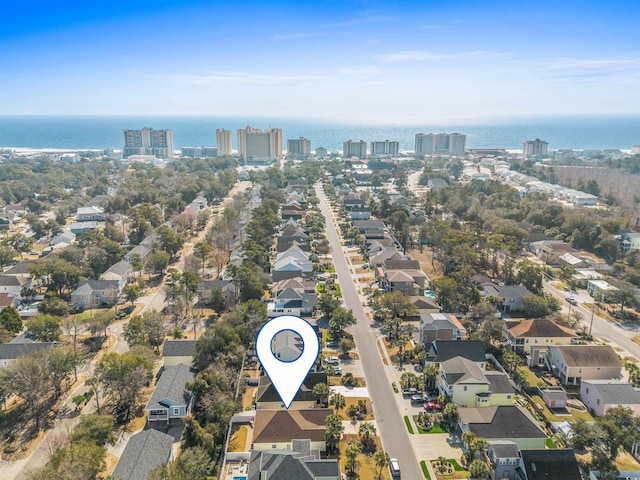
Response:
[[377, 50, 511, 62], [547, 58, 640, 72], [162, 71, 329, 86]]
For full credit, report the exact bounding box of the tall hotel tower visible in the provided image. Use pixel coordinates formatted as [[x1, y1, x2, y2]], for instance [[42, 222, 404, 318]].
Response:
[[216, 128, 232, 156], [123, 128, 174, 158], [415, 133, 466, 157], [237, 126, 282, 164]]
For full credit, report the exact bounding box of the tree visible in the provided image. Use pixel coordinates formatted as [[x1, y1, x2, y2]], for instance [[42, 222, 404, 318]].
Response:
[[208, 284, 227, 312], [0, 306, 22, 334], [208, 248, 229, 279], [28, 442, 106, 480], [312, 382, 330, 407], [157, 225, 185, 257], [442, 402, 458, 427], [123, 309, 167, 352], [318, 294, 340, 318], [146, 250, 170, 276], [424, 364, 439, 389], [0, 245, 16, 269], [469, 459, 489, 479], [71, 414, 116, 447], [358, 421, 377, 452], [345, 440, 362, 475], [339, 337, 355, 358], [330, 392, 346, 413], [122, 283, 141, 306], [328, 306, 356, 340], [522, 293, 560, 318], [38, 295, 70, 317], [27, 314, 62, 341], [374, 450, 391, 480], [193, 241, 211, 278], [515, 261, 544, 294], [501, 350, 523, 374], [325, 414, 343, 453]]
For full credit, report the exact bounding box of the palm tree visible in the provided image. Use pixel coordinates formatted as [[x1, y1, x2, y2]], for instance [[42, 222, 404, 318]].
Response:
[[424, 364, 439, 389], [325, 414, 343, 453], [345, 440, 362, 475], [358, 421, 377, 442], [329, 392, 346, 414], [313, 382, 330, 407], [374, 451, 390, 479]]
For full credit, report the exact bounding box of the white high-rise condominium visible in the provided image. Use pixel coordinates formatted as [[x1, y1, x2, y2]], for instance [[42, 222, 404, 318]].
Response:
[[287, 137, 311, 158], [216, 128, 232, 156], [237, 126, 282, 164], [523, 138, 548, 158], [123, 127, 174, 158], [370, 140, 400, 157], [343, 140, 367, 159], [414, 132, 466, 157]]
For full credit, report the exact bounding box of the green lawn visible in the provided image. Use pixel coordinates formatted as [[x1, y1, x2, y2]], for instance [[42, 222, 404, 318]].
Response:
[[546, 438, 557, 449], [420, 461, 431, 480], [530, 395, 594, 423], [404, 415, 414, 434], [418, 422, 447, 434], [517, 366, 546, 387]]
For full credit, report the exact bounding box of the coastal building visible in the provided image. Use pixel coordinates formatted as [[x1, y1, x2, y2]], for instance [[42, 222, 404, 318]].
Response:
[[370, 140, 399, 157], [343, 140, 367, 159], [180, 146, 217, 158], [415, 133, 466, 157], [237, 126, 282, 163], [216, 128, 232, 156], [523, 138, 548, 158], [123, 127, 174, 158], [287, 137, 311, 158], [315, 147, 328, 159]]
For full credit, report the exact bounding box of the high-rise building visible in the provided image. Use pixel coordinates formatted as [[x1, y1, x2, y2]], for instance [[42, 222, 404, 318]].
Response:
[[523, 138, 548, 158], [286, 137, 311, 158], [123, 128, 174, 158], [343, 140, 367, 159], [216, 128, 232, 156], [315, 147, 328, 159], [181, 146, 217, 158], [370, 140, 400, 157], [237, 126, 282, 164], [415, 133, 466, 157]]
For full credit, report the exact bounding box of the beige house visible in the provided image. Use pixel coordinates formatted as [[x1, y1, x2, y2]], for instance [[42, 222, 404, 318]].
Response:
[[506, 318, 578, 367], [256, 373, 328, 410], [162, 340, 197, 367], [546, 345, 622, 385], [580, 380, 640, 417], [420, 313, 466, 345], [252, 409, 330, 452]]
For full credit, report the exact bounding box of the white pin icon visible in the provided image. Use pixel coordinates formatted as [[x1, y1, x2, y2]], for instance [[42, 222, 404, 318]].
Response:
[[255, 315, 320, 409]]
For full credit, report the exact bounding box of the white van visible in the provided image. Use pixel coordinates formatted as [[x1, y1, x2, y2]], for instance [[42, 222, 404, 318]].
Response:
[[390, 457, 401, 477]]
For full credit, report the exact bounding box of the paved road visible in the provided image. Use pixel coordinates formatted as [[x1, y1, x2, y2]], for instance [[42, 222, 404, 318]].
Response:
[[544, 282, 640, 361], [316, 184, 423, 480]]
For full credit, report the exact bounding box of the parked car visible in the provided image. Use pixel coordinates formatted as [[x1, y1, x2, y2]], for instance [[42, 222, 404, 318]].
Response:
[[566, 297, 578, 306], [401, 388, 412, 397], [390, 458, 401, 477], [333, 367, 342, 376], [410, 394, 424, 404], [326, 356, 339, 365]]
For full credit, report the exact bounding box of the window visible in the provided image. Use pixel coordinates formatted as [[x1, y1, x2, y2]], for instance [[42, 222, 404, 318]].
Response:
[[173, 408, 180, 416], [272, 444, 277, 449], [507, 395, 512, 399], [464, 386, 467, 391], [586, 388, 589, 394]]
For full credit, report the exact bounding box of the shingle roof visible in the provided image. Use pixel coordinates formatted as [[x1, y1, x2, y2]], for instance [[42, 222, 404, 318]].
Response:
[[103, 260, 132, 277], [257, 373, 328, 404], [428, 340, 486, 364], [520, 449, 581, 480], [482, 284, 531, 298], [488, 440, 520, 459], [0, 275, 25, 287], [442, 357, 487, 384], [508, 318, 577, 338], [460, 405, 546, 440], [253, 409, 330, 444], [146, 364, 196, 410], [111, 429, 174, 480], [551, 345, 621, 368], [485, 371, 515, 394], [582, 380, 640, 405], [0, 342, 57, 360], [162, 340, 197, 358]]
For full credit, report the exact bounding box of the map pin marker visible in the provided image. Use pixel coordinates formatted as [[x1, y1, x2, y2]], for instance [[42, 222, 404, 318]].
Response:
[[255, 315, 320, 409]]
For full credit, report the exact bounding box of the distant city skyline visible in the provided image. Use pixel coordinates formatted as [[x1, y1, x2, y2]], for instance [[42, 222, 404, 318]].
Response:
[[1, 0, 639, 122]]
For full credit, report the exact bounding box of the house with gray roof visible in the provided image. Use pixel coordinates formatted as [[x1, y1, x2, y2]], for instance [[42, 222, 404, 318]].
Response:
[[76, 206, 107, 222], [426, 340, 487, 368], [247, 439, 341, 480], [162, 340, 197, 367], [145, 364, 196, 423], [546, 345, 622, 385], [197, 279, 236, 307], [101, 260, 133, 290], [111, 429, 174, 480], [0, 342, 57, 368], [481, 283, 531, 313], [70, 280, 120, 309], [580, 380, 640, 417], [420, 313, 466, 344]]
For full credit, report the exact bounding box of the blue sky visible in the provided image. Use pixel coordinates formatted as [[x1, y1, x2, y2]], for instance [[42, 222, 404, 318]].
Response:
[[1, 0, 639, 122]]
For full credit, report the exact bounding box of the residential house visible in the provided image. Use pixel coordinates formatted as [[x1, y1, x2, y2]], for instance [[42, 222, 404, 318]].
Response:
[[0, 293, 19, 312], [353, 219, 385, 233], [0, 275, 29, 296], [619, 232, 640, 254], [197, 279, 236, 306], [420, 313, 466, 345], [50, 230, 76, 247], [111, 429, 174, 480], [267, 287, 317, 317], [346, 206, 371, 220], [587, 280, 618, 301], [256, 373, 328, 410], [389, 194, 410, 209], [437, 356, 514, 407], [70, 279, 120, 308], [580, 380, 640, 417], [540, 388, 568, 409], [458, 405, 547, 449], [380, 259, 429, 296], [184, 195, 207, 215], [76, 206, 107, 222], [427, 178, 448, 191], [426, 340, 487, 369], [272, 246, 313, 282], [124, 234, 156, 263], [70, 221, 98, 234], [162, 340, 197, 367], [410, 296, 440, 315], [481, 284, 531, 313], [0, 216, 11, 230], [368, 249, 405, 268], [252, 409, 331, 452], [520, 449, 581, 480], [531, 241, 579, 266], [276, 237, 311, 254], [101, 260, 133, 290], [0, 342, 57, 368], [486, 441, 522, 480], [506, 319, 578, 367], [247, 439, 341, 480], [271, 277, 316, 297], [546, 345, 622, 385], [146, 364, 196, 423]]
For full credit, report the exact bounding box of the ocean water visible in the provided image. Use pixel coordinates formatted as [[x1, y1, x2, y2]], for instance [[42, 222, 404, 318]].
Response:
[[0, 115, 639, 152]]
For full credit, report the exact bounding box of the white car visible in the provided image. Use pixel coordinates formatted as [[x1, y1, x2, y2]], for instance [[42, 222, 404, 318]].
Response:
[[390, 458, 401, 477], [326, 356, 339, 365]]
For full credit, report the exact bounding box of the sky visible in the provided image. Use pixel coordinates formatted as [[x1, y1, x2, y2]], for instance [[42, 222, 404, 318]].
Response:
[[1, 0, 640, 123]]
